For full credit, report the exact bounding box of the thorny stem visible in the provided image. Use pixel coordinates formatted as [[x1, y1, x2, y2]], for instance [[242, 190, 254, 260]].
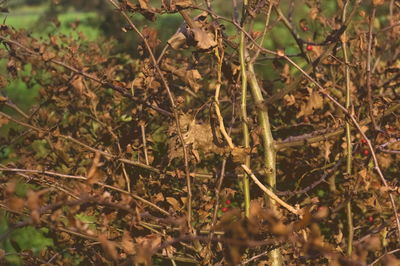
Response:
[[367, 7, 378, 130], [247, 62, 283, 265], [341, 0, 353, 255], [107, 0, 194, 233], [239, 0, 250, 218]]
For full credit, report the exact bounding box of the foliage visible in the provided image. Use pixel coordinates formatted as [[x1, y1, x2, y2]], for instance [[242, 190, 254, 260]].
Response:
[[0, 0, 399, 265]]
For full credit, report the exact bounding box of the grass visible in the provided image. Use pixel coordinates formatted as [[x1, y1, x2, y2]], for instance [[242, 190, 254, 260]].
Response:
[[1, 4, 100, 40]]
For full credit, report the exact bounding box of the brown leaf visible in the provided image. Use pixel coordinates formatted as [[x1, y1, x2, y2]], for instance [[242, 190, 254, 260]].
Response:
[[26, 190, 40, 210], [167, 31, 187, 50], [138, 0, 149, 9], [175, 0, 192, 8], [167, 12, 217, 51], [372, 0, 384, 6], [87, 152, 102, 184], [0, 116, 9, 127], [70, 75, 85, 95], [283, 94, 295, 106], [191, 27, 217, 50], [231, 147, 250, 164], [98, 234, 119, 261], [6, 196, 25, 212], [185, 69, 201, 92], [166, 197, 181, 210], [135, 234, 162, 265], [296, 88, 323, 118], [121, 231, 135, 255], [42, 51, 56, 61], [142, 26, 160, 52]]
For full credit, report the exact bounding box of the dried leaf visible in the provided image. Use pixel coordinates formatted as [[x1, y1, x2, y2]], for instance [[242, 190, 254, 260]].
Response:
[[42, 51, 56, 61], [135, 234, 162, 264], [175, 0, 192, 8], [186, 69, 202, 92], [70, 75, 85, 95], [231, 147, 251, 164], [296, 88, 323, 118], [167, 31, 187, 50], [283, 94, 295, 106], [166, 197, 181, 210], [372, 0, 384, 6], [0, 116, 9, 127], [98, 234, 119, 261], [167, 12, 216, 51], [121, 231, 135, 255], [142, 27, 160, 52], [191, 27, 217, 50]]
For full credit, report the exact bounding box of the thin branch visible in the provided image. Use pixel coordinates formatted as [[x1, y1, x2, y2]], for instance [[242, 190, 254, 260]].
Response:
[[241, 165, 299, 215], [368, 249, 400, 266], [0, 167, 169, 216], [366, 7, 378, 130], [275, 103, 400, 149]]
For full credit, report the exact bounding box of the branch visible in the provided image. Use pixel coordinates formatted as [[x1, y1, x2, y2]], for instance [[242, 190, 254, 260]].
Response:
[[274, 103, 400, 150], [241, 165, 300, 215]]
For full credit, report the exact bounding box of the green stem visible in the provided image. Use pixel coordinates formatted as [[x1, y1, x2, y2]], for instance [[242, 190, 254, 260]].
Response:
[[239, 10, 251, 218], [248, 63, 282, 266], [342, 0, 353, 256]]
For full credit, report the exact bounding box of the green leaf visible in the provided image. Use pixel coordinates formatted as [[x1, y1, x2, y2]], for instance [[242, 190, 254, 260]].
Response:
[[30, 140, 50, 159], [11, 226, 54, 254], [75, 213, 97, 230]]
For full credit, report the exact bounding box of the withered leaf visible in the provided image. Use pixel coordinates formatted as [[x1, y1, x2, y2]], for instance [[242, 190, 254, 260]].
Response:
[[296, 88, 323, 118], [167, 114, 226, 162], [167, 12, 217, 51], [191, 27, 217, 50], [175, 0, 192, 8], [98, 234, 119, 261], [121, 231, 135, 255], [167, 31, 188, 50], [142, 26, 160, 52], [42, 51, 56, 61], [166, 197, 181, 210]]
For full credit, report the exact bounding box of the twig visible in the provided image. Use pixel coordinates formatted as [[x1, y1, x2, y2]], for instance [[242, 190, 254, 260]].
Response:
[[366, 7, 378, 130], [140, 123, 150, 165], [275, 103, 400, 149], [241, 165, 299, 215], [241, 243, 284, 265], [275, 157, 345, 196], [368, 249, 400, 266], [0, 167, 169, 216]]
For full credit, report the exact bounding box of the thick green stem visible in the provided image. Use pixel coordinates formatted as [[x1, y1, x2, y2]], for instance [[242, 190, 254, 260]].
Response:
[[342, 1, 353, 256], [248, 63, 282, 265], [240, 21, 251, 219]]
